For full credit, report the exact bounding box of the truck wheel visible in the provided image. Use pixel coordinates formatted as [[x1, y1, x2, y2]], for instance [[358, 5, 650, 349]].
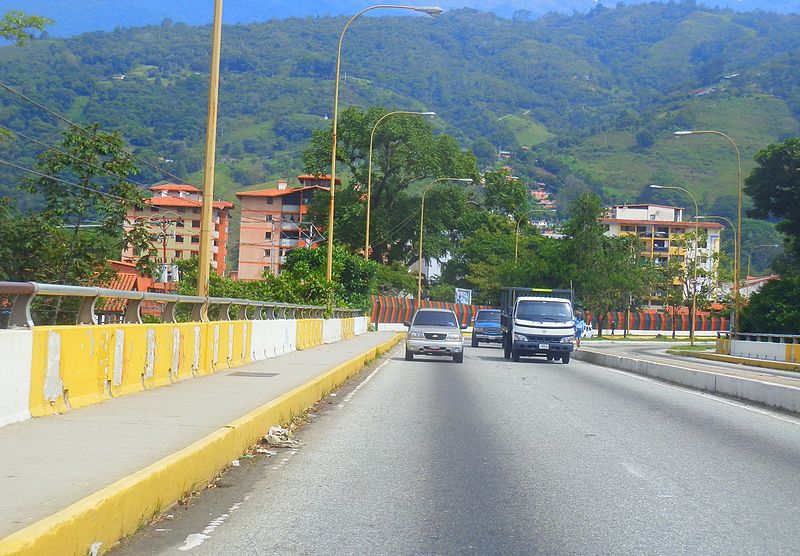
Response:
[[562, 353, 570, 364], [405, 349, 414, 361], [471, 336, 478, 348], [453, 352, 464, 363], [512, 349, 520, 362], [546, 354, 554, 361]]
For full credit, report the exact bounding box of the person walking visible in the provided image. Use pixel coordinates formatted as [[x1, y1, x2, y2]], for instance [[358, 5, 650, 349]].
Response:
[[574, 312, 586, 348]]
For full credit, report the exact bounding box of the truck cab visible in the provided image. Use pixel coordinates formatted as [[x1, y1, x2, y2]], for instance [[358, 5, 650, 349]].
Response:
[[500, 288, 575, 364]]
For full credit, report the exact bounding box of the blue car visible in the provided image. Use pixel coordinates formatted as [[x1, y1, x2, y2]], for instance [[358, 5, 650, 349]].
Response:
[[471, 309, 502, 347]]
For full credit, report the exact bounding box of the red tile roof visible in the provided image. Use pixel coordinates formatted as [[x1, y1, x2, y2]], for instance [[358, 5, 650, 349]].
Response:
[[236, 185, 329, 198], [146, 197, 233, 210], [297, 174, 341, 184], [150, 183, 201, 192]]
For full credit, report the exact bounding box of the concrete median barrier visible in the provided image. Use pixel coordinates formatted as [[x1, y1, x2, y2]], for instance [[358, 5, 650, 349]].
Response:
[[574, 348, 800, 415]]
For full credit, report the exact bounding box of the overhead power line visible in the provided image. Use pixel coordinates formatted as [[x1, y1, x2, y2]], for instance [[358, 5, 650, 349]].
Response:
[[0, 158, 128, 201], [0, 80, 187, 185]]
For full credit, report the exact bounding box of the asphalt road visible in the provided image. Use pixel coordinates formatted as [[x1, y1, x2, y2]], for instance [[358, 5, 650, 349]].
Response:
[[116, 343, 800, 555]]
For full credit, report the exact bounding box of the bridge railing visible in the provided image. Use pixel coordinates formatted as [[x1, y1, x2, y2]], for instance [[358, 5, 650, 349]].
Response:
[[0, 281, 361, 329], [715, 330, 800, 363]]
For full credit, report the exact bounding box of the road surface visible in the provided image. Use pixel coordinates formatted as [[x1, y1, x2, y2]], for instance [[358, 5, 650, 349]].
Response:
[[116, 343, 800, 555]]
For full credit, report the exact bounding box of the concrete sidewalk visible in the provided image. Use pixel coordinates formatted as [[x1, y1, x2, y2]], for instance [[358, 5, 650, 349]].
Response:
[[0, 331, 401, 555]]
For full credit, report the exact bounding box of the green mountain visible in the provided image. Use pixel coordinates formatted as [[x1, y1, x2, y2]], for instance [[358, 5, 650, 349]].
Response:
[[1, 4, 799, 213]]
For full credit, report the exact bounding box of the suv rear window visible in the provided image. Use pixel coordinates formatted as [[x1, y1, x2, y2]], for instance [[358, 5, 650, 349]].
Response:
[[475, 310, 500, 322], [413, 311, 458, 327]]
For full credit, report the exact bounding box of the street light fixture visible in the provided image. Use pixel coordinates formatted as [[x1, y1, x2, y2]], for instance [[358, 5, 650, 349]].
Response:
[[651, 184, 700, 346], [747, 244, 781, 277], [515, 209, 556, 263], [327, 5, 443, 281], [365, 110, 436, 260], [418, 177, 473, 301], [673, 129, 742, 333]]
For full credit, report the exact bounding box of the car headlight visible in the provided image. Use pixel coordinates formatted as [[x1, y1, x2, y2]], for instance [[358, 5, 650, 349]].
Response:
[[561, 336, 575, 343], [446, 332, 461, 340], [409, 331, 424, 339], [514, 333, 527, 341]]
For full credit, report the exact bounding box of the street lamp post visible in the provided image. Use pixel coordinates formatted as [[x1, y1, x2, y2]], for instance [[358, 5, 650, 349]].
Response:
[[747, 244, 780, 277], [651, 184, 700, 346], [674, 129, 742, 333], [697, 214, 737, 308], [197, 0, 224, 302], [328, 5, 443, 281], [515, 209, 556, 263], [365, 110, 436, 260], [417, 177, 473, 301]]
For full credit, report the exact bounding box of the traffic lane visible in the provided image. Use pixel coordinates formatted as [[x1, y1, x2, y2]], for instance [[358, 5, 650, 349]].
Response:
[[118, 345, 800, 555]]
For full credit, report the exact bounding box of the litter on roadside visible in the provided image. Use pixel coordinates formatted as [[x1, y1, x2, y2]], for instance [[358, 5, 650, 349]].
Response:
[[262, 425, 301, 448], [256, 447, 278, 456], [231, 459, 240, 467]]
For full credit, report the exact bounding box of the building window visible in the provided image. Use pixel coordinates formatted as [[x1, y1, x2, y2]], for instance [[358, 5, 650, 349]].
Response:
[[175, 250, 183, 259], [192, 220, 200, 228], [176, 220, 185, 228], [175, 235, 184, 243], [193, 208, 200, 214], [151, 207, 160, 213], [191, 236, 199, 244], [176, 207, 185, 213], [266, 198, 274, 205], [213, 240, 218, 247], [265, 231, 272, 239], [264, 249, 271, 257]]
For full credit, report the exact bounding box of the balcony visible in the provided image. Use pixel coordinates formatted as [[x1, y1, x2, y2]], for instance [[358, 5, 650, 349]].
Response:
[[280, 221, 300, 231], [280, 239, 300, 248], [210, 245, 219, 254]]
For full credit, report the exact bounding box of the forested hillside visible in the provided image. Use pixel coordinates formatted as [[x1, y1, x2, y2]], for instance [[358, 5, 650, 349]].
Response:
[[1, 4, 799, 214], [13, 0, 800, 37]]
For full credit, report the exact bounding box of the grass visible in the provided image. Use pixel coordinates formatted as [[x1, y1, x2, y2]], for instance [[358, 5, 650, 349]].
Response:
[[668, 343, 716, 352], [502, 114, 554, 146]]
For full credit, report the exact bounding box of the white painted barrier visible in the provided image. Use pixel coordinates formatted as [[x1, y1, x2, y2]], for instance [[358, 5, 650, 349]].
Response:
[[731, 339, 792, 362], [323, 319, 342, 344], [250, 320, 298, 360], [354, 317, 368, 335], [0, 330, 33, 427], [377, 323, 407, 332]]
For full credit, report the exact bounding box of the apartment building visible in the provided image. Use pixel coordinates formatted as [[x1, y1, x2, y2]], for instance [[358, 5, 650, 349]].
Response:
[[601, 204, 723, 305], [235, 175, 335, 279], [122, 183, 233, 276]]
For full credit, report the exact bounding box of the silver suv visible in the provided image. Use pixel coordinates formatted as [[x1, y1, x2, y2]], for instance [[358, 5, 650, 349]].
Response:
[[404, 308, 464, 363]]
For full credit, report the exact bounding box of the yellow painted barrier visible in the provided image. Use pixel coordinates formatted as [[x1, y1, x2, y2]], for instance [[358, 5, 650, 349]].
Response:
[[296, 319, 323, 350], [30, 327, 111, 416], [342, 318, 355, 340], [1, 332, 404, 556]]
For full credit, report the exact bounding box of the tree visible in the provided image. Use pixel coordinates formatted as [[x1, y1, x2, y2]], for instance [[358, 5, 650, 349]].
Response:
[[302, 106, 479, 263], [561, 192, 652, 335], [14, 124, 155, 307], [744, 138, 800, 264], [481, 168, 530, 218], [0, 10, 52, 45], [739, 275, 800, 334]]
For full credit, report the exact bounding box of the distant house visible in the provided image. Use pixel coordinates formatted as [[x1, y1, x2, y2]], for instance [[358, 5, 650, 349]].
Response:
[[235, 175, 337, 279], [121, 183, 234, 276]]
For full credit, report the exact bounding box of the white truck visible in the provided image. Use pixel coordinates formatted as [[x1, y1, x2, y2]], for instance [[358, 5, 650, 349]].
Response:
[[500, 287, 575, 364]]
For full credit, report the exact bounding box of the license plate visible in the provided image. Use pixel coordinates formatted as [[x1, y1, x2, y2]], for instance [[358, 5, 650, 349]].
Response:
[[539, 343, 549, 350]]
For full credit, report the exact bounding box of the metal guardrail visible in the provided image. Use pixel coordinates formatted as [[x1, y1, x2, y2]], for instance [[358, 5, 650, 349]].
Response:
[[732, 332, 800, 344], [0, 281, 362, 329]]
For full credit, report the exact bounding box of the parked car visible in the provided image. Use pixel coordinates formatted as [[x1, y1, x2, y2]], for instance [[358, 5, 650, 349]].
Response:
[[405, 308, 465, 363], [582, 324, 594, 339], [471, 309, 502, 347]]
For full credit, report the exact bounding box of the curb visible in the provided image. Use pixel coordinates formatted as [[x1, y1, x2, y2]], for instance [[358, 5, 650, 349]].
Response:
[[0, 333, 404, 556], [574, 348, 800, 416], [665, 349, 800, 373]]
